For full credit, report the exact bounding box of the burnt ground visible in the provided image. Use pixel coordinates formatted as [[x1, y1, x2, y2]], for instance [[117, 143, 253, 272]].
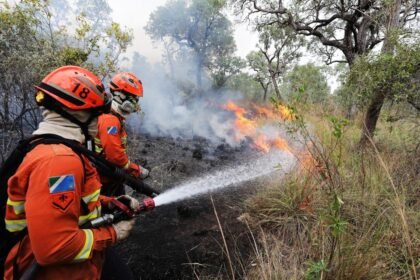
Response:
[[114, 134, 288, 279]]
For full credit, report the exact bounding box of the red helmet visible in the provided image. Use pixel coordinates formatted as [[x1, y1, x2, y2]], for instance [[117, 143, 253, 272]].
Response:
[[35, 65, 111, 112], [109, 72, 143, 97]]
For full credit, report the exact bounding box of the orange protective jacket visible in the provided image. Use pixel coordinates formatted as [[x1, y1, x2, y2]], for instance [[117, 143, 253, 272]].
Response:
[[95, 113, 140, 177], [4, 143, 117, 280]]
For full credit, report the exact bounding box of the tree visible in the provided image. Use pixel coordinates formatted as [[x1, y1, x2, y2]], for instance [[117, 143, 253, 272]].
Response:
[[210, 55, 245, 90], [359, 0, 407, 144], [226, 73, 262, 100], [247, 51, 272, 101], [247, 26, 302, 101], [0, 0, 132, 160], [145, 0, 238, 91], [257, 25, 302, 101], [345, 44, 420, 143], [235, 0, 419, 141], [283, 64, 330, 104], [235, 0, 418, 66], [70, 0, 133, 78]]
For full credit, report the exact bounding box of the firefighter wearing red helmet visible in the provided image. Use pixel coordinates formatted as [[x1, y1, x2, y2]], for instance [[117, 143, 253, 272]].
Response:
[[4, 66, 137, 279], [95, 72, 149, 196]]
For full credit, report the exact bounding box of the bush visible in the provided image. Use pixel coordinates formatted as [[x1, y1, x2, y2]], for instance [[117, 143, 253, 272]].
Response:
[[242, 104, 419, 279]]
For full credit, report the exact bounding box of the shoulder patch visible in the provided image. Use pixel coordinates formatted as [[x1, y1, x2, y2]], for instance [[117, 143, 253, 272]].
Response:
[[52, 192, 74, 211], [49, 175, 75, 193], [107, 126, 118, 135]]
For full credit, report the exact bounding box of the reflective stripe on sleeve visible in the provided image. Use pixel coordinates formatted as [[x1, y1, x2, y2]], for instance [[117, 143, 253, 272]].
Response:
[[122, 136, 127, 152], [78, 206, 102, 225], [82, 189, 100, 204], [94, 138, 103, 154], [74, 229, 94, 261], [5, 219, 27, 232], [7, 198, 25, 215], [123, 160, 131, 170]]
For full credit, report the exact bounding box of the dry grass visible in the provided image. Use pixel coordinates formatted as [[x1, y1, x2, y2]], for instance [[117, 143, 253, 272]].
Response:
[[240, 105, 420, 280]]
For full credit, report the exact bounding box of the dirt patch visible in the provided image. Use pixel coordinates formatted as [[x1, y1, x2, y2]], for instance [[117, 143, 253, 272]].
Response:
[[115, 134, 282, 279]]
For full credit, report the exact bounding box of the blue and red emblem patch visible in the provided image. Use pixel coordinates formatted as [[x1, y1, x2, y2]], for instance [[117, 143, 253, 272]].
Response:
[[48, 175, 75, 211]]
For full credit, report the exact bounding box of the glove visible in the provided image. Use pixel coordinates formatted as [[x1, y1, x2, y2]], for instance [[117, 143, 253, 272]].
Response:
[[139, 166, 150, 179], [112, 219, 135, 242], [117, 195, 141, 212]]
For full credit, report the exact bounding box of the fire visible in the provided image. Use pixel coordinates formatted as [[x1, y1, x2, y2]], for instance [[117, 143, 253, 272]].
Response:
[[252, 102, 295, 121], [254, 134, 270, 153], [222, 100, 293, 153]]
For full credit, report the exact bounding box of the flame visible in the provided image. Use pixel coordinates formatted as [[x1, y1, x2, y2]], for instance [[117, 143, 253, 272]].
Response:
[[252, 102, 295, 121], [254, 134, 270, 153], [222, 101, 293, 153]]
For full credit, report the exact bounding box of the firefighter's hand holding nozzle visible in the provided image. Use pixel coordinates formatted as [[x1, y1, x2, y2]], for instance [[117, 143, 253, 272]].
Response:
[[117, 195, 141, 212], [113, 219, 135, 242], [112, 195, 139, 242]]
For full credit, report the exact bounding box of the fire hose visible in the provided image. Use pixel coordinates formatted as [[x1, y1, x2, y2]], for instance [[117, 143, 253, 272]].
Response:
[[27, 135, 161, 198], [81, 197, 156, 229], [20, 197, 156, 280], [65, 139, 160, 198], [93, 158, 160, 198]]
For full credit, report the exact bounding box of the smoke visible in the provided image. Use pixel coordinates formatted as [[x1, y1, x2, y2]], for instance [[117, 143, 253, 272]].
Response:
[[125, 52, 244, 146]]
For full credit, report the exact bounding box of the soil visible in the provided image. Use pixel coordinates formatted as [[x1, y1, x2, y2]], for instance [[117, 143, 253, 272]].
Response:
[[114, 133, 287, 279]]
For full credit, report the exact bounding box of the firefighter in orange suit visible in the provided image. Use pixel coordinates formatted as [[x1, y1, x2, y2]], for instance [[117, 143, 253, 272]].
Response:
[[96, 72, 149, 196], [4, 66, 138, 279]]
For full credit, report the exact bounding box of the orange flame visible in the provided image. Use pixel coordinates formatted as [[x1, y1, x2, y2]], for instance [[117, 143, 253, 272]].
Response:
[[222, 101, 293, 153], [254, 134, 270, 153]]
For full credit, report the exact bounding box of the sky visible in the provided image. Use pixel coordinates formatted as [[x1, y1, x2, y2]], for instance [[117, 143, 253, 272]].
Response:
[[107, 1, 340, 90], [108, 0, 259, 64]]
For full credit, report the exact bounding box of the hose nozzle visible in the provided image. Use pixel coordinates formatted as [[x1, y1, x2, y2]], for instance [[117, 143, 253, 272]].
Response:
[[137, 197, 155, 213]]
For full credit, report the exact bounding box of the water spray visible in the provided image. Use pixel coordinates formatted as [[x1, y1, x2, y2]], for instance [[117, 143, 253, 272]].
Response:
[[154, 150, 296, 207], [85, 150, 295, 228]]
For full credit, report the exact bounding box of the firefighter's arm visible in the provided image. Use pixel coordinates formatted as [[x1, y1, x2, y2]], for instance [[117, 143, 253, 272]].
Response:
[[25, 154, 116, 266], [97, 116, 129, 168], [99, 195, 114, 206]]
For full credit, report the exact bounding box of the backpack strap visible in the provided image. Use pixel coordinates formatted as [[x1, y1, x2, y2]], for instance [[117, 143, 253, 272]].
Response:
[[26, 135, 90, 213], [1, 135, 92, 278]]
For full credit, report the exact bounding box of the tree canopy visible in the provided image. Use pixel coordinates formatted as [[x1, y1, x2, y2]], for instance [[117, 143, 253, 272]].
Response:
[[0, 0, 132, 155], [283, 64, 330, 104], [247, 25, 303, 101], [235, 0, 419, 66], [145, 0, 240, 91]]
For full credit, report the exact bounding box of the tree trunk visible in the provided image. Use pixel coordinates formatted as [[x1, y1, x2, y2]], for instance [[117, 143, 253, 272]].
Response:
[[360, 0, 401, 145], [164, 43, 175, 81], [258, 80, 269, 102], [196, 56, 204, 92], [360, 91, 386, 145], [270, 73, 282, 102]]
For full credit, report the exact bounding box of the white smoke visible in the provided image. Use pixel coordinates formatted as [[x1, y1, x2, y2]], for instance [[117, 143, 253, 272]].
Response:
[[125, 52, 244, 146]]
